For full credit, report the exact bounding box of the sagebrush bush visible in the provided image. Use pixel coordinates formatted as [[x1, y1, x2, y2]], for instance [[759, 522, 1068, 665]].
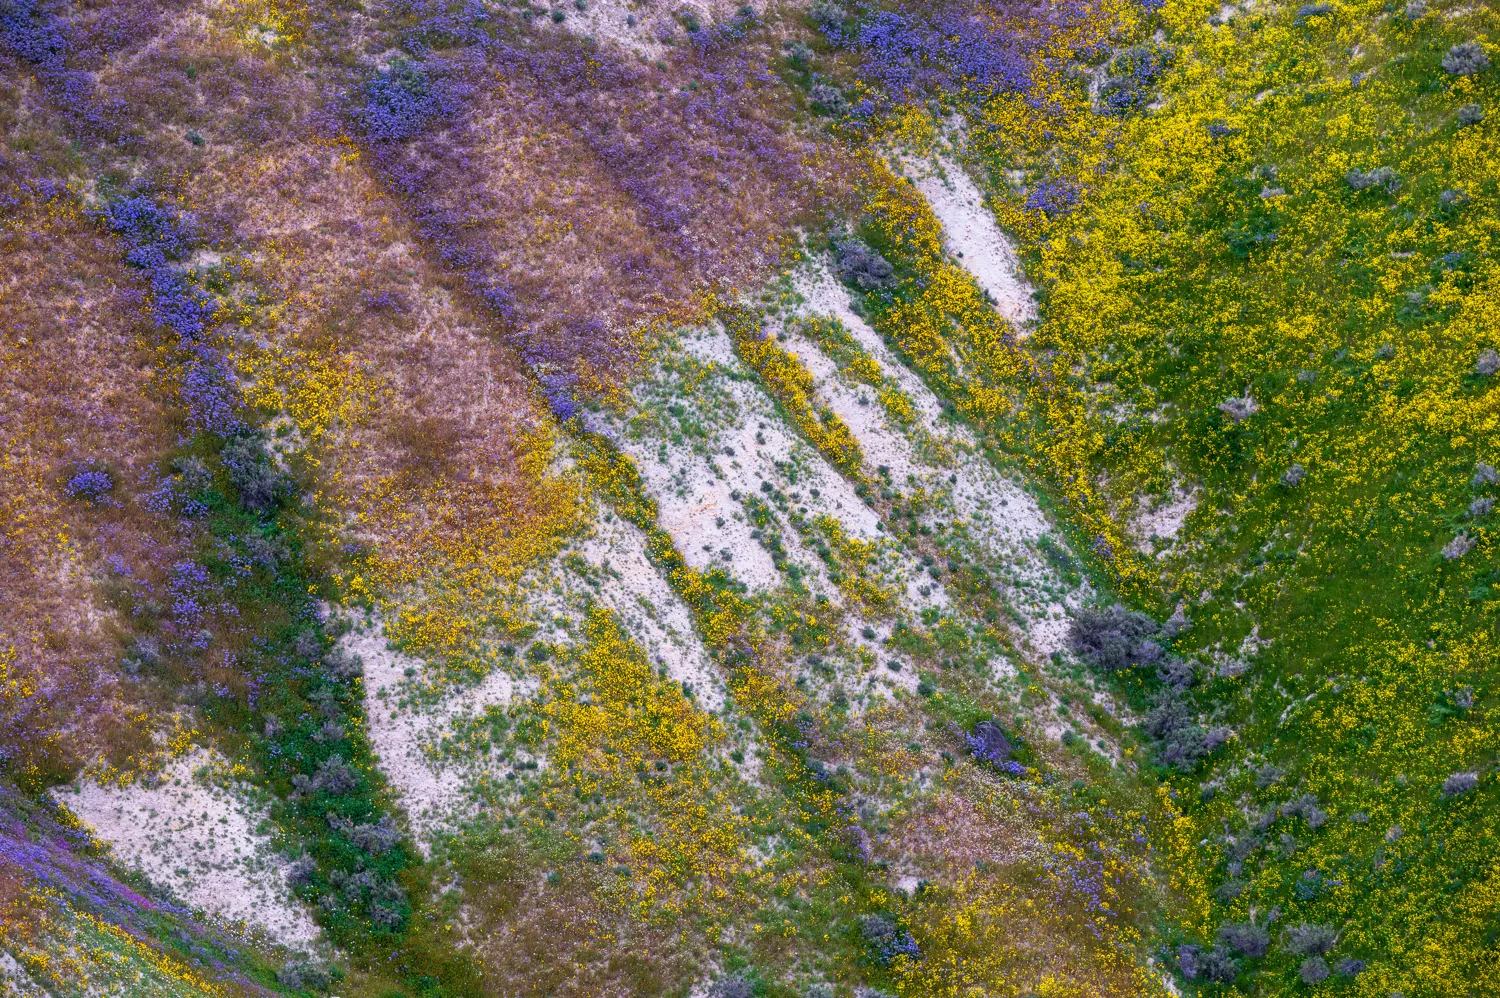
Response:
[[1442, 771, 1478, 796], [221, 434, 295, 513], [1299, 956, 1330, 984], [1476, 348, 1500, 376], [1458, 103, 1486, 127], [710, 977, 754, 998], [1146, 690, 1229, 770], [312, 719, 345, 744], [244, 534, 290, 568], [335, 816, 401, 854], [286, 855, 316, 889], [1145, 692, 1194, 741], [1156, 657, 1194, 688], [293, 754, 360, 796], [809, 82, 849, 115], [1280, 792, 1328, 829], [1285, 923, 1337, 955], [1294, 3, 1333, 24], [1346, 166, 1402, 193], [836, 238, 895, 289], [809, 0, 845, 30], [1442, 532, 1476, 560], [1198, 946, 1239, 982], [1217, 920, 1270, 958], [1442, 42, 1491, 77], [324, 647, 365, 681], [293, 630, 321, 660], [1069, 604, 1161, 671]]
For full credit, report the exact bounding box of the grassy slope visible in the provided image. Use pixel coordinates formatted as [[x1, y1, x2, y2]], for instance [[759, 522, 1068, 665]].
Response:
[[950, 0, 1499, 991], [5, 0, 1492, 994]]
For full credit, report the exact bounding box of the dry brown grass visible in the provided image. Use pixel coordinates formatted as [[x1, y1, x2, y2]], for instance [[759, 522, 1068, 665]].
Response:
[[457, 845, 706, 998], [878, 774, 1047, 884], [0, 181, 179, 781], [70, 5, 582, 620], [359, 24, 861, 387]]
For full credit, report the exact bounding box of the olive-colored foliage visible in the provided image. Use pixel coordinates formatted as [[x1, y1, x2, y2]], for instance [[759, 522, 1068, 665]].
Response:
[[853, 0, 1499, 990]]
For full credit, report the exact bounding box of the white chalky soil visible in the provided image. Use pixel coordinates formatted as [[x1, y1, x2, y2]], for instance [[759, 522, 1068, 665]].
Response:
[[903, 155, 1038, 330], [789, 263, 1084, 659], [349, 622, 526, 853], [57, 748, 322, 951], [576, 512, 725, 709]]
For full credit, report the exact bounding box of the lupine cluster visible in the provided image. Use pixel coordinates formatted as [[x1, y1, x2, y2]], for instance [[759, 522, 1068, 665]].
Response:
[[834, 5, 1033, 111], [103, 196, 244, 437], [353, 59, 468, 142], [350, 4, 837, 384], [1022, 178, 1081, 216]]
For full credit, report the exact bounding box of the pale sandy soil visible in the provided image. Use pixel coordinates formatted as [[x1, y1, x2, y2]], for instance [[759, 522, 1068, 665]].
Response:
[[615, 324, 881, 597], [789, 263, 1082, 657], [57, 748, 322, 951], [576, 512, 725, 709], [901, 155, 1038, 330], [349, 621, 528, 853], [546, 0, 752, 59], [1132, 488, 1198, 554]]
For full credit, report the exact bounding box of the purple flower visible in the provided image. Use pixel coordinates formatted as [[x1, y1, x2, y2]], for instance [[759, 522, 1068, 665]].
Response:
[[860, 913, 921, 963], [845, 6, 1032, 110], [966, 719, 1023, 774], [64, 468, 113, 504], [181, 347, 244, 437], [1097, 46, 1169, 114], [538, 371, 579, 421], [0, 0, 67, 70], [354, 60, 466, 142], [1024, 179, 1081, 217]]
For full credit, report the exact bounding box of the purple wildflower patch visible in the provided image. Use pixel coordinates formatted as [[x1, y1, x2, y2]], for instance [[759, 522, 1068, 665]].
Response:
[[967, 719, 1026, 774], [860, 913, 921, 963], [354, 60, 467, 142], [64, 467, 114, 503], [842, 5, 1032, 110], [538, 371, 579, 421], [0, 0, 66, 69], [181, 346, 244, 437], [1024, 179, 1081, 217]]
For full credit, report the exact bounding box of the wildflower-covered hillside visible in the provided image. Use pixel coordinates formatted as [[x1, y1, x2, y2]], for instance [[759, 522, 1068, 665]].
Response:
[[0, 0, 1492, 996]]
